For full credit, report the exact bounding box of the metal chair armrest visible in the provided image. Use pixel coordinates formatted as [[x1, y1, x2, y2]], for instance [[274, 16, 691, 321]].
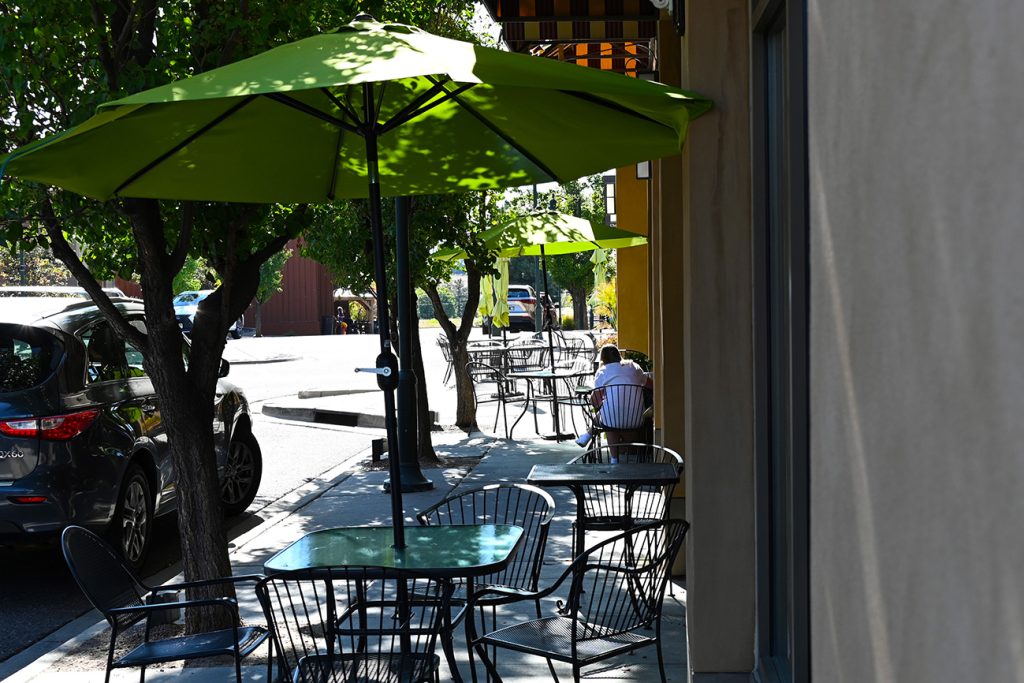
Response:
[[153, 574, 264, 593], [109, 596, 239, 618]]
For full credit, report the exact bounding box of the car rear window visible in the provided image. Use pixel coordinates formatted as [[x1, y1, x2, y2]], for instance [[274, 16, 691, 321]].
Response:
[[509, 290, 531, 299], [0, 324, 63, 393]]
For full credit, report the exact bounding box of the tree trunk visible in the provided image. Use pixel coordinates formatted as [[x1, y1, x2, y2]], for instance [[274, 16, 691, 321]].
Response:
[[572, 286, 588, 331], [425, 263, 481, 431], [128, 201, 236, 633], [451, 344, 476, 429], [255, 301, 264, 337]]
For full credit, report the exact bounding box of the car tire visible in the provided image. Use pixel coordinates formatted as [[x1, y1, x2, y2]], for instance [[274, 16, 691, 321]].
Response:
[[229, 317, 243, 339], [111, 464, 153, 570], [220, 430, 262, 516]]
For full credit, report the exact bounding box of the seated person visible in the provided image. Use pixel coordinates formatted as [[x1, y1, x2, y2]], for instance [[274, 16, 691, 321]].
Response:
[[576, 345, 652, 454]]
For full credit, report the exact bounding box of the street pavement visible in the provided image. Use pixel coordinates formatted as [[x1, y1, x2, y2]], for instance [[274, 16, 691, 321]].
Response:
[[1, 332, 688, 683]]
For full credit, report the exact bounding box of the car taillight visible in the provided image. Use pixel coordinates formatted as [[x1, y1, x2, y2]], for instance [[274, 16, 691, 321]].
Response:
[[522, 297, 536, 305], [0, 409, 100, 441], [8, 496, 47, 504]]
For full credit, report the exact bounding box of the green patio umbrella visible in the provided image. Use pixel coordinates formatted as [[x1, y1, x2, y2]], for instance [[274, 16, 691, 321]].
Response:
[[435, 210, 647, 439], [0, 16, 709, 545]]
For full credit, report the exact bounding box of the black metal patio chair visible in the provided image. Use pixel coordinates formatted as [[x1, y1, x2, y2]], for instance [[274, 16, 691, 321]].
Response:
[[60, 525, 268, 683], [438, 335, 455, 385], [467, 361, 530, 439], [256, 566, 454, 683], [588, 383, 650, 450], [470, 520, 689, 683], [417, 483, 557, 681], [568, 443, 683, 557]]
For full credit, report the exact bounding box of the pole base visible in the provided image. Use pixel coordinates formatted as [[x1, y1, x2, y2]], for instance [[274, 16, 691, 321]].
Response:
[[383, 479, 435, 493]]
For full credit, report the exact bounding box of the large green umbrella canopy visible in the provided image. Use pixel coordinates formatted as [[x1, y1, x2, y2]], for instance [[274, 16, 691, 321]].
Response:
[[0, 16, 709, 544], [0, 18, 710, 201]]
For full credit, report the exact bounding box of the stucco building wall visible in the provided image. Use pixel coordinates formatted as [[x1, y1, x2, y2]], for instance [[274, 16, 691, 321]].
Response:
[[809, 2, 1024, 680]]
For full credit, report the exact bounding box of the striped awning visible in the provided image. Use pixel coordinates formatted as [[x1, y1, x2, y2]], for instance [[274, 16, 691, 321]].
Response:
[[481, 0, 661, 75]]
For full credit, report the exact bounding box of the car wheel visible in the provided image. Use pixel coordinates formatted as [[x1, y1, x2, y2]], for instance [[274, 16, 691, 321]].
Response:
[[111, 464, 153, 570], [229, 317, 243, 339], [220, 430, 262, 516]]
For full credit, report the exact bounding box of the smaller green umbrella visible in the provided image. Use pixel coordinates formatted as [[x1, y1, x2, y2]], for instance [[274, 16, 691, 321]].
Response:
[[478, 257, 510, 335], [435, 211, 647, 261], [589, 248, 609, 305], [491, 257, 511, 331]]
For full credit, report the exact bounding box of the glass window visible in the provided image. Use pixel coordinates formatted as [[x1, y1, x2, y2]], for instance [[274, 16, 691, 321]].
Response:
[[0, 324, 62, 392], [83, 323, 129, 383]]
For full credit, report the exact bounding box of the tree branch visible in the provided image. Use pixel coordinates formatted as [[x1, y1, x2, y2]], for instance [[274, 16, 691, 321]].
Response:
[[39, 196, 146, 350]]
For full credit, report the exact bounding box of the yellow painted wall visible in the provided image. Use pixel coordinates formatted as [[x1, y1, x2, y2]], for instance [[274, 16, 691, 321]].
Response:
[[614, 167, 650, 354]]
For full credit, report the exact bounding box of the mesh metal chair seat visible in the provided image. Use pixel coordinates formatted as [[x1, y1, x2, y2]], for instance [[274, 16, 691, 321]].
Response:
[[257, 566, 453, 683], [417, 483, 556, 679], [60, 525, 268, 683], [472, 520, 689, 683]]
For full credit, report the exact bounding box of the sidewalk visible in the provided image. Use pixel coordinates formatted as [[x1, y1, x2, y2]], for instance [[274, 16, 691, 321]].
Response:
[[4, 339, 687, 682]]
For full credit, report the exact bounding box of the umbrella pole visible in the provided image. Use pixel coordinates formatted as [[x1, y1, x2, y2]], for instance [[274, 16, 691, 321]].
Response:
[[394, 196, 432, 492], [363, 88, 405, 549], [540, 245, 567, 440]]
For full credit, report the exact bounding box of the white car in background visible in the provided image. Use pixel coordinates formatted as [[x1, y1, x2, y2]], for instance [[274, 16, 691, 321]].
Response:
[[173, 290, 244, 339]]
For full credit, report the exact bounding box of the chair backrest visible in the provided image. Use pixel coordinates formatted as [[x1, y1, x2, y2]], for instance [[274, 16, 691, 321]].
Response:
[[505, 345, 548, 373], [574, 442, 682, 468], [436, 336, 453, 362], [257, 566, 453, 683], [416, 483, 556, 593], [593, 383, 648, 430], [570, 444, 683, 525], [61, 526, 149, 628], [467, 361, 503, 388], [566, 520, 688, 641]]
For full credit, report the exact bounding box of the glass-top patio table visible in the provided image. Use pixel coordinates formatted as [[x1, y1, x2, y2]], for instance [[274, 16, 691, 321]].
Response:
[[263, 524, 524, 577], [527, 463, 679, 555], [264, 524, 524, 683]]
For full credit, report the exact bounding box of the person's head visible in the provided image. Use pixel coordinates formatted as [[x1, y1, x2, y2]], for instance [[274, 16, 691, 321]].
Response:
[[599, 345, 622, 365]]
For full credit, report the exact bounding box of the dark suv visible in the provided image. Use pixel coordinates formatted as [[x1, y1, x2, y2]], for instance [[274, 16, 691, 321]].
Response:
[[0, 296, 262, 567]]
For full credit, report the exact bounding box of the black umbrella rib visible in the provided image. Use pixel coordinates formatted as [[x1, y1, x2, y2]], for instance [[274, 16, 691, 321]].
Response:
[[379, 78, 472, 133], [263, 92, 359, 134], [113, 96, 257, 197], [431, 78, 560, 183], [559, 89, 670, 129], [320, 88, 362, 129]]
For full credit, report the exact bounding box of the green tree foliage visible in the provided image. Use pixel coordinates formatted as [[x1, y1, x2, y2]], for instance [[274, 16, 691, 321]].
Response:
[[254, 247, 292, 336], [172, 256, 212, 294], [0, 0, 476, 631], [0, 247, 71, 286]]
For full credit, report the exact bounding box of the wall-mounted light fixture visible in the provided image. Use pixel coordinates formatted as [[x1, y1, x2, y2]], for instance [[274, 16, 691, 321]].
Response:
[[636, 161, 651, 180], [646, 0, 684, 35]]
